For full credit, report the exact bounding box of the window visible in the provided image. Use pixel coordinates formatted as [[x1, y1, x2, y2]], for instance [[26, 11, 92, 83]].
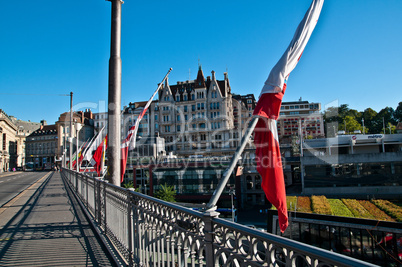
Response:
[[197, 103, 201, 110], [177, 125, 181, 131], [184, 106, 188, 112], [192, 105, 195, 112], [185, 114, 188, 121], [184, 95, 187, 101], [201, 103, 204, 110], [2, 133, 6, 150], [199, 123, 206, 129], [191, 94, 195, 100], [177, 115, 180, 121], [176, 96, 180, 102]]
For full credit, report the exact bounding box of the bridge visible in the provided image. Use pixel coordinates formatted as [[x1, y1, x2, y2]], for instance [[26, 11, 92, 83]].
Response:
[[0, 169, 379, 266]]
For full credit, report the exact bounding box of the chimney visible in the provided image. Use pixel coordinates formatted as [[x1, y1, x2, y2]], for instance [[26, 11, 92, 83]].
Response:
[[40, 120, 47, 126], [224, 72, 228, 81], [211, 70, 215, 80]]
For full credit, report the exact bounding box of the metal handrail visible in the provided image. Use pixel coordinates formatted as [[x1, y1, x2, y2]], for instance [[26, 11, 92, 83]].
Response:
[[61, 168, 377, 267]]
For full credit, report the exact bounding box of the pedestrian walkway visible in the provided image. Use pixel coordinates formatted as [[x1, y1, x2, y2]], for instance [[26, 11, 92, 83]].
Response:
[[0, 171, 116, 266]]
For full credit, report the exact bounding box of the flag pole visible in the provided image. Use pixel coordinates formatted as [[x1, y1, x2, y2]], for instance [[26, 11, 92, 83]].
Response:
[[205, 116, 259, 211]]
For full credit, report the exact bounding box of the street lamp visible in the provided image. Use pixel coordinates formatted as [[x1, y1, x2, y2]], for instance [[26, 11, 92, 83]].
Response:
[[362, 118, 365, 134]]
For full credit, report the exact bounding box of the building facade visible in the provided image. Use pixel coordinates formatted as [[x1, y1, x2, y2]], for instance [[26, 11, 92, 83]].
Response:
[[301, 133, 402, 198], [155, 67, 254, 157], [55, 109, 94, 164], [25, 124, 58, 170], [11, 118, 43, 169], [278, 100, 324, 142], [0, 109, 18, 172]]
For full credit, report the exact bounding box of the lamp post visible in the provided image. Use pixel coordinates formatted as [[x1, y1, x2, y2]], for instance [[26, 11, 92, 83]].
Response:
[[106, 0, 123, 186], [362, 118, 365, 134], [69, 92, 73, 170], [76, 122, 79, 172]]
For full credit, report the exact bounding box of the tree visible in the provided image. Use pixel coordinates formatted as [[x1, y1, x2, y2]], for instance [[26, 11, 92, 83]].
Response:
[[377, 107, 396, 125], [362, 108, 378, 134], [155, 183, 176, 202], [342, 116, 362, 134], [394, 102, 402, 122]]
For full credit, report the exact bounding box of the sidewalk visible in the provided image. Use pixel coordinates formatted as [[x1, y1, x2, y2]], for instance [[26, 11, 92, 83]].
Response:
[[0, 171, 116, 266]]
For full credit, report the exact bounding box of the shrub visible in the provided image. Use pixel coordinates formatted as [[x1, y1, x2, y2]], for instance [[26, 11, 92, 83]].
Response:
[[155, 183, 176, 202], [341, 199, 375, 219], [122, 181, 134, 188], [297, 196, 312, 213], [311, 195, 332, 215], [358, 200, 395, 222], [328, 199, 354, 217], [371, 200, 402, 222]]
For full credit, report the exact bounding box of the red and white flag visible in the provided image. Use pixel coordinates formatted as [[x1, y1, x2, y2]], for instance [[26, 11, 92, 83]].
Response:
[[120, 103, 150, 182], [92, 135, 107, 177], [82, 126, 105, 164], [253, 0, 323, 233], [121, 68, 172, 182]]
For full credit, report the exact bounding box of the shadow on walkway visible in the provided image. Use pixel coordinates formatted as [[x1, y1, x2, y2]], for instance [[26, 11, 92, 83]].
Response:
[[0, 172, 115, 266]]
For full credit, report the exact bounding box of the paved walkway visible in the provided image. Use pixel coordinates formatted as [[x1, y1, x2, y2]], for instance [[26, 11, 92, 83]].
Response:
[[0, 172, 116, 266]]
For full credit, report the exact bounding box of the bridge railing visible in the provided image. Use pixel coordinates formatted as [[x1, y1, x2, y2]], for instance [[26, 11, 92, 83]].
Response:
[[61, 168, 376, 266]]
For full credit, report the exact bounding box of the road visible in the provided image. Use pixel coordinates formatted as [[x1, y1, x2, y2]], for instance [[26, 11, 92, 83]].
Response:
[[0, 171, 50, 207]]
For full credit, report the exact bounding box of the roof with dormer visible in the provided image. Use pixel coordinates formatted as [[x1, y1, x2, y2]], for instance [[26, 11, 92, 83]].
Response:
[[158, 66, 231, 101]]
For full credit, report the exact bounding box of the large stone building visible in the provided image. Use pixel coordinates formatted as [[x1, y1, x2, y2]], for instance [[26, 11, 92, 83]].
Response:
[[25, 124, 58, 170], [0, 109, 18, 172], [11, 118, 43, 168], [55, 109, 94, 165], [155, 67, 254, 157]]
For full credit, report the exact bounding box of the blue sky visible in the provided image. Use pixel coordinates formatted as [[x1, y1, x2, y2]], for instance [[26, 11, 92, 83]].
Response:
[[1, 0, 402, 124]]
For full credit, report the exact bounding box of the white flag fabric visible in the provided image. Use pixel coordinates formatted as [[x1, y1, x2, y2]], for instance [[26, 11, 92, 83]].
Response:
[[82, 126, 105, 164], [259, 0, 324, 97]]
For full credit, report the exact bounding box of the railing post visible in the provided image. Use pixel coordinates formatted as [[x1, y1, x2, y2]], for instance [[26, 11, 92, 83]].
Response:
[[96, 179, 102, 227], [75, 171, 78, 192], [103, 180, 107, 235], [127, 189, 134, 266], [203, 210, 219, 266]]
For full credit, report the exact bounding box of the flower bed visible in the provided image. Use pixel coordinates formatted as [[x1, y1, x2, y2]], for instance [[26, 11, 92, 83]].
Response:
[[296, 196, 312, 213], [311, 195, 332, 215], [371, 199, 402, 222], [358, 200, 395, 222], [286, 196, 298, 211], [281, 196, 402, 221], [327, 199, 354, 217], [341, 199, 376, 219]]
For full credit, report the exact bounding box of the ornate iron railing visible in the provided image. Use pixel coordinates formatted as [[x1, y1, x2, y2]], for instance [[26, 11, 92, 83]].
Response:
[[61, 168, 377, 266]]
